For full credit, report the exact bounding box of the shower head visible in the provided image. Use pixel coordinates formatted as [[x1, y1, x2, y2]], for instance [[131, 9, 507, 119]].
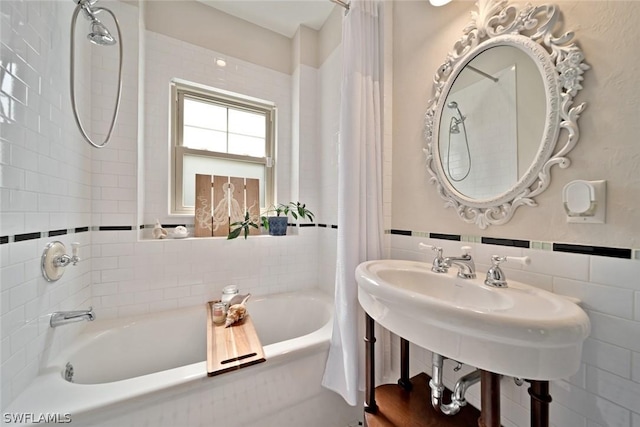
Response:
[[450, 118, 461, 134], [88, 18, 116, 45], [76, 0, 117, 46], [448, 100, 465, 134]]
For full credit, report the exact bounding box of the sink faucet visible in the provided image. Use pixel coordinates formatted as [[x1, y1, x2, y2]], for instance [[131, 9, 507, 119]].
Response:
[[484, 255, 531, 287], [419, 243, 448, 273], [419, 244, 475, 279], [50, 307, 95, 328], [443, 246, 476, 279]]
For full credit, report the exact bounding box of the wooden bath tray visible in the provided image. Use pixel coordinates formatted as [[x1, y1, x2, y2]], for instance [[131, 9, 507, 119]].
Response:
[[206, 301, 266, 377]]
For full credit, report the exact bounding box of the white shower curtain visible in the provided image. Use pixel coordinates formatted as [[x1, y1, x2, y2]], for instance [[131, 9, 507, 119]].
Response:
[[322, 0, 384, 406]]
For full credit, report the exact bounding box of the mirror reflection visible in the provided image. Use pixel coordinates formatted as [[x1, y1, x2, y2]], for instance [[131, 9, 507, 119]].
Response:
[[438, 45, 545, 200]]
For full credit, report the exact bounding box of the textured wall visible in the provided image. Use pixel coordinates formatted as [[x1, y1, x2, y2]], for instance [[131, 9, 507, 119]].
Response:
[[388, 2, 640, 426], [391, 1, 640, 248]]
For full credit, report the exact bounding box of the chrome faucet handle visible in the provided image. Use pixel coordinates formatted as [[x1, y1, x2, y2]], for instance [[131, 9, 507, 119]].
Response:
[[419, 243, 448, 273], [484, 255, 530, 288], [459, 246, 472, 258], [71, 242, 81, 265]]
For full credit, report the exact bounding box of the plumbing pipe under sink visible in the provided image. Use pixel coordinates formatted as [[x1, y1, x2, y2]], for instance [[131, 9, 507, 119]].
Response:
[[429, 352, 481, 415]]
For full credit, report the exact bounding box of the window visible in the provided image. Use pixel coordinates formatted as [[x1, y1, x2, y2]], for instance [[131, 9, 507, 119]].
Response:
[[171, 80, 275, 214]]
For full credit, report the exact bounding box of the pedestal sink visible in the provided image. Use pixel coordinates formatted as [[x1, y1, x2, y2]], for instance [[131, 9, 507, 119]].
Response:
[[356, 259, 590, 380]]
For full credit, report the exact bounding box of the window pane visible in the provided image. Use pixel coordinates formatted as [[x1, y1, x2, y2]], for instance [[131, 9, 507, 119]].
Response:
[[182, 154, 266, 208], [228, 134, 266, 157], [183, 127, 227, 151], [184, 98, 227, 131], [228, 109, 266, 138]]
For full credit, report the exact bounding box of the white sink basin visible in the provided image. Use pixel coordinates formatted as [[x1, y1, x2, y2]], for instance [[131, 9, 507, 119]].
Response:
[[356, 259, 590, 380]]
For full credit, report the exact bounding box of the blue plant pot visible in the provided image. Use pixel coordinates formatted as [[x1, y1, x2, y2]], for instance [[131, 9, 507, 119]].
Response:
[[268, 216, 288, 236]]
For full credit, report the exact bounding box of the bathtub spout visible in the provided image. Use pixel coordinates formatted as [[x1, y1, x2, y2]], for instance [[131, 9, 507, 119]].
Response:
[[50, 307, 95, 328]]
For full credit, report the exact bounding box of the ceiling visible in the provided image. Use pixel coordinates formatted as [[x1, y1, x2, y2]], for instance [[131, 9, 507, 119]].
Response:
[[197, 0, 337, 38]]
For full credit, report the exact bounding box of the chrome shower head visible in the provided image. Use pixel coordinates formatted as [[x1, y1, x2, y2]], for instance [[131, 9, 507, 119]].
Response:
[[449, 118, 461, 134], [76, 0, 117, 46], [88, 17, 116, 45]]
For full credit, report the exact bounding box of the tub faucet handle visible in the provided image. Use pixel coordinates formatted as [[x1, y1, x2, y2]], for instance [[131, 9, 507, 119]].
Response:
[[71, 242, 80, 265]]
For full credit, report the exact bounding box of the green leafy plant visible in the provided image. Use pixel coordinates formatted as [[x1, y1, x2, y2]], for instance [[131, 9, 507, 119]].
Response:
[[226, 202, 314, 239], [260, 202, 315, 229], [227, 211, 259, 240]]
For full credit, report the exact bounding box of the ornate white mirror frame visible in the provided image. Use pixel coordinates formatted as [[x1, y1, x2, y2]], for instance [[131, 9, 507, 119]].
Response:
[[423, 0, 589, 229]]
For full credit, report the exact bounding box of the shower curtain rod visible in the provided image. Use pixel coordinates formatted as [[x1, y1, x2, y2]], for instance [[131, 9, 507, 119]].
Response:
[[330, 0, 350, 11], [467, 65, 499, 83]]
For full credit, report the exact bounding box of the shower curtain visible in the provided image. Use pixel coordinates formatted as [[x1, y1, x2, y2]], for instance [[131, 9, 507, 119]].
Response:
[[321, 0, 384, 406]]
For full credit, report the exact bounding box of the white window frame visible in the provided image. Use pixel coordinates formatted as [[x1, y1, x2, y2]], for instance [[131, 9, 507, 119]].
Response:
[[170, 80, 276, 215]]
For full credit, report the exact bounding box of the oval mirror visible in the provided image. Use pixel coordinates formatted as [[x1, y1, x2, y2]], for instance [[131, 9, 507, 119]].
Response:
[[438, 45, 544, 200], [424, 0, 589, 229]]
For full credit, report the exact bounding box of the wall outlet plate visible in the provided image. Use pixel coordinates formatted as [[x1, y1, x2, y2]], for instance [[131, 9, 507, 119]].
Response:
[[564, 180, 606, 224]]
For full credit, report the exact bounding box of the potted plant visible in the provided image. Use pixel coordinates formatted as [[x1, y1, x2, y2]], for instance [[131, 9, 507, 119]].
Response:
[[263, 202, 315, 236], [227, 202, 314, 239]]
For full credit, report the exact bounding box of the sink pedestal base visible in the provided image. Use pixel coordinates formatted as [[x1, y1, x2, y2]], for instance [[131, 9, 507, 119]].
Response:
[[478, 371, 500, 427], [528, 380, 551, 427], [365, 313, 378, 414], [364, 373, 482, 427], [363, 311, 552, 427]]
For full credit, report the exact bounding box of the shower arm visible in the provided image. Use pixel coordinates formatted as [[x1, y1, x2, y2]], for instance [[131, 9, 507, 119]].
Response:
[[70, 4, 123, 149]]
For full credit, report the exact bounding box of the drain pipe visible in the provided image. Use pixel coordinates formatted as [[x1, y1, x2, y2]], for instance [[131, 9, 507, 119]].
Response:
[[429, 353, 481, 415]]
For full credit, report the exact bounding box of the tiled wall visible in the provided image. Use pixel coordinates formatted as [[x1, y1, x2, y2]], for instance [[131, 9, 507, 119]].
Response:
[[1, 0, 336, 412], [90, 0, 139, 229], [0, 0, 97, 409], [387, 233, 640, 427], [317, 46, 341, 295], [141, 30, 293, 227], [87, 28, 328, 318], [72, 350, 358, 427]]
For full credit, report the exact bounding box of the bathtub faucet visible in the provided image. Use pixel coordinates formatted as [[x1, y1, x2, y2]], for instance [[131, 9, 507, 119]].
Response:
[[50, 307, 96, 328]]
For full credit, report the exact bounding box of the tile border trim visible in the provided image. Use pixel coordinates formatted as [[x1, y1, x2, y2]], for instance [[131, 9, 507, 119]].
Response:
[[1, 227, 91, 244], [388, 229, 635, 260], [0, 222, 344, 245]]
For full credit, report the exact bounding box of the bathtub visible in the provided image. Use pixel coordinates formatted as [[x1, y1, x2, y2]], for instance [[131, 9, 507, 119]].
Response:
[[6, 290, 355, 426]]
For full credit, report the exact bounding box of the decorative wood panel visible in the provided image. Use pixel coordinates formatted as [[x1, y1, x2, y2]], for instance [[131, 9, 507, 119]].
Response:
[[194, 174, 213, 237], [194, 175, 261, 237], [212, 175, 230, 237], [245, 179, 260, 236]]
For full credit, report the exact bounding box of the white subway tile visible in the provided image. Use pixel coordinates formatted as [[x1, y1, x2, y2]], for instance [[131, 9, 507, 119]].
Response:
[[0, 347, 26, 385], [552, 380, 631, 426], [582, 338, 632, 379], [591, 257, 640, 291], [588, 311, 640, 352], [9, 279, 36, 310], [1, 264, 25, 292], [633, 352, 640, 384], [586, 366, 640, 413], [549, 403, 587, 427], [524, 250, 590, 281], [554, 277, 635, 319]]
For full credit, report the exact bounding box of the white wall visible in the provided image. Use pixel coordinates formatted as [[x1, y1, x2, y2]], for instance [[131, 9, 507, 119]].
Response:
[[392, 1, 640, 247], [388, 1, 640, 426], [0, 0, 139, 409], [1, 0, 341, 412]]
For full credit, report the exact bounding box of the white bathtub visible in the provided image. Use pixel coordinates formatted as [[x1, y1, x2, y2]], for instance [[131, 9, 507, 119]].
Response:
[[6, 290, 343, 426]]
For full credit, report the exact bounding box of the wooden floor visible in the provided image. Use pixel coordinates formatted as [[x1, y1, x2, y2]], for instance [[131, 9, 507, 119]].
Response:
[[365, 373, 482, 427]]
